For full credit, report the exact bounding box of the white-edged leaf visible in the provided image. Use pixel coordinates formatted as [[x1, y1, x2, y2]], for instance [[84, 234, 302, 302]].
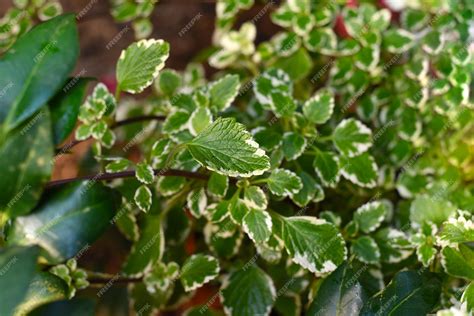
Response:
[[340, 153, 378, 188], [303, 89, 334, 124], [267, 168, 302, 197], [135, 162, 155, 184], [351, 235, 380, 264], [243, 209, 272, 243], [209, 74, 240, 112], [410, 194, 457, 227], [207, 172, 229, 197], [134, 185, 152, 212], [105, 158, 131, 173], [187, 188, 207, 218], [189, 107, 212, 136], [221, 265, 276, 316], [292, 171, 324, 207], [353, 200, 389, 234], [313, 150, 340, 187], [439, 211, 474, 244], [253, 68, 293, 108], [280, 216, 346, 275], [384, 29, 415, 54], [282, 132, 307, 161], [333, 118, 372, 157], [116, 39, 170, 94], [187, 118, 270, 177], [441, 244, 474, 281], [180, 254, 220, 292], [243, 185, 267, 210]]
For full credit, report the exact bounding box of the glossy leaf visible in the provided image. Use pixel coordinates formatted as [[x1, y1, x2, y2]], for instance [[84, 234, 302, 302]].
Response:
[[7, 182, 121, 263], [0, 14, 78, 131], [221, 265, 276, 316], [0, 110, 53, 218], [0, 246, 40, 316]]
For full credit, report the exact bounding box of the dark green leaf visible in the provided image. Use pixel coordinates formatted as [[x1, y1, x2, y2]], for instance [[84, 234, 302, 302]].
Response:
[[7, 182, 121, 263], [49, 78, 89, 144], [307, 263, 367, 316], [0, 246, 40, 316], [0, 110, 53, 218], [360, 270, 441, 316], [0, 14, 78, 131]]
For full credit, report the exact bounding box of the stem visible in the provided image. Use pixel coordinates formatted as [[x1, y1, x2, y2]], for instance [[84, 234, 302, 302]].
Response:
[[45, 168, 208, 189], [114, 87, 121, 103], [111, 115, 166, 128], [250, 178, 268, 185], [55, 115, 166, 154]]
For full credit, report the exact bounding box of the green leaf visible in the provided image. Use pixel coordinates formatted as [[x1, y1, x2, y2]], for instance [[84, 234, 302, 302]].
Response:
[[134, 185, 152, 212], [282, 132, 307, 161], [243, 208, 272, 243], [243, 185, 267, 210], [439, 211, 474, 243], [313, 150, 340, 187], [353, 200, 389, 234], [229, 198, 249, 225], [162, 109, 190, 134], [180, 254, 220, 292], [292, 171, 324, 207], [351, 236, 380, 264], [441, 244, 474, 281], [462, 282, 474, 313], [383, 29, 415, 54], [360, 270, 441, 315], [189, 106, 212, 136], [105, 158, 131, 173], [303, 89, 334, 124], [7, 182, 120, 263], [157, 69, 181, 96], [254, 68, 292, 109], [0, 110, 53, 218], [333, 118, 372, 157], [49, 78, 89, 144], [14, 272, 68, 316], [0, 246, 40, 316], [209, 74, 240, 112], [273, 47, 313, 81], [374, 228, 413, 263], [116, 39, 170, 94], [123, 213, 163, 276], [0, 14, 78, 131], [135, 163, 155, 184], [280, 216, 346, 275], [207, 172, 229, 197], [275, 293, 301, 316], [187, 118, 270, 177], [307, 262, 367, 316], [410, 194, 457, 227], [187, 188, 207, 218], [221, 265, 275, 316], [267, 168, 303, 198], [340, 153, 378, 188]]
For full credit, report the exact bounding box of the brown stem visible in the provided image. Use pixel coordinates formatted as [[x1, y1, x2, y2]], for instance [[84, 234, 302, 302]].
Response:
[[55, 115, 166, 154], [110, 115, 166, 128], [46, 168, 208, 189]]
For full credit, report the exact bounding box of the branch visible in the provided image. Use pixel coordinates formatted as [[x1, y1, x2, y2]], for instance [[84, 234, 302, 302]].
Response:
[[110, 115, 166, 128], [46, 168, 208, 189], [55, 115, 166, 154]]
